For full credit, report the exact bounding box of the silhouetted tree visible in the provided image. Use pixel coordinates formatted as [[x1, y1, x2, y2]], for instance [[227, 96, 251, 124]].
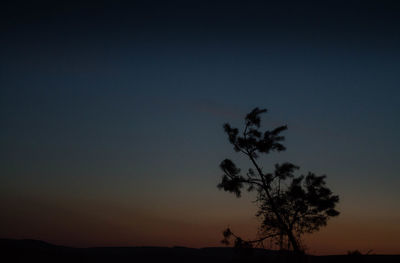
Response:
[[218, 108, 339, 254]]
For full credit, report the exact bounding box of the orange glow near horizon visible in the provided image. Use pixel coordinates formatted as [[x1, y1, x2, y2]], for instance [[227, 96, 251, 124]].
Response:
[[1, 194, 399, 255]]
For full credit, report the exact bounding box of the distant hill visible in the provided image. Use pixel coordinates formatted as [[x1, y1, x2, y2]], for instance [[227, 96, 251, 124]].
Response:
[[0, 238, 65, 249], [0, 238, 399, 263]]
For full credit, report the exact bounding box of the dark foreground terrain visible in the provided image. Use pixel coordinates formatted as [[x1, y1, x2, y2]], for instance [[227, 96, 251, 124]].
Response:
[[0, 239, 398, 263]]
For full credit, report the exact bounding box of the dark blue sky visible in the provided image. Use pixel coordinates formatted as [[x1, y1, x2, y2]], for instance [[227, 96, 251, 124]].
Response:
[[1, 0, 399, 254]]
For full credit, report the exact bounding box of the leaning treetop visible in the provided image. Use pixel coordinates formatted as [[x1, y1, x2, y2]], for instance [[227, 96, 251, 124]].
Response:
[[218, 107, 339, 253]]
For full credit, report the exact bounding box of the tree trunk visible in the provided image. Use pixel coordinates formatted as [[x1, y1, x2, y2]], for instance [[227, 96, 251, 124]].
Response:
[[286, 230, 300, 254]]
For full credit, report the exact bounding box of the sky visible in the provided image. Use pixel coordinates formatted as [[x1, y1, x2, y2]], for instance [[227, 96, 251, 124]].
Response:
[[1, 0, 399, 255]]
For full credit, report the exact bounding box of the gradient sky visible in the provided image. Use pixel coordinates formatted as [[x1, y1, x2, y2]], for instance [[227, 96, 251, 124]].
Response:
[[1, 0, 399, 255]]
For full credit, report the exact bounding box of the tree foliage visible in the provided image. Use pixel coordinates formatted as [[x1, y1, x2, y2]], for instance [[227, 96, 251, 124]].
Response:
[[217, 108, 339, 253]]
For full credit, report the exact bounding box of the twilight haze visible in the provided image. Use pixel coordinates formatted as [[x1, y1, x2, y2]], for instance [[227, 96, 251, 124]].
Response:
[[1, 0, 399, 255]]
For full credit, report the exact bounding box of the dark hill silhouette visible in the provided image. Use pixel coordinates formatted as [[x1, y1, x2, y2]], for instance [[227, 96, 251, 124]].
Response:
[[0, 239, 399, 263]]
